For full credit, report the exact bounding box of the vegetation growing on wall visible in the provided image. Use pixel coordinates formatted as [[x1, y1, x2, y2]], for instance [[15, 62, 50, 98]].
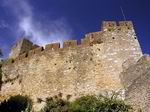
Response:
[[0, 93, 133, 112], [42, 94, 133, 112]]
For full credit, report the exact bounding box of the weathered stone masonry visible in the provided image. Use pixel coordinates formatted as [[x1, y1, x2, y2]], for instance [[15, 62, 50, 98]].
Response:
[[0, 21, 143, 111]]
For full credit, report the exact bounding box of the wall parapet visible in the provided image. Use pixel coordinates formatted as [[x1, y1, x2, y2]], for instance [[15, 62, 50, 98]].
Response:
[[101, 21, 134, 31], [3, 21, 136, 66], [3, 37, 97, 65], [45, 43, 60, 50], [63, 40, 78, 48]]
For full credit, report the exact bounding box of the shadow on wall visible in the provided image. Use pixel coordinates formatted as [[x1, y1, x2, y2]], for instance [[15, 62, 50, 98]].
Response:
[[0, 95, 32, 112]]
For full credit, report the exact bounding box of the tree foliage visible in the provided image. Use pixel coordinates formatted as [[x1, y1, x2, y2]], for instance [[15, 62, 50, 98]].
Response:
[[42, 94, 133, 112], [41, 96, 70, 112]]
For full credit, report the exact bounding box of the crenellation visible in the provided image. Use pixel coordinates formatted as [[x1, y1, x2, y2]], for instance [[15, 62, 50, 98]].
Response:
[[118, 21, 133, 27], [63, 40, 78, 48], [85, 32, 103, 45], [81, 38, 90, 46], [101, 21, 134, 32], [45, 43, 60, 50], [1, 21, 143, 112], [34, 47, 44, 54], [4, 21, 142, 65], [118, 21, 133, 30], [101, 21, 117, 31]]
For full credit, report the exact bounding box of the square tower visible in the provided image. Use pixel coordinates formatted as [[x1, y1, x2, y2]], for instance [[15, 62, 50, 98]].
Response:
[[9, 38, 33, 59]]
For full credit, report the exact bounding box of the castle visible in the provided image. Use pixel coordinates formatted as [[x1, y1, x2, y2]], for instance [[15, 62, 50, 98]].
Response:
[[0, 21, 144, 111]]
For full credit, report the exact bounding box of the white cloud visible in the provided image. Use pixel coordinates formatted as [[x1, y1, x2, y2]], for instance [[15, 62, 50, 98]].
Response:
[[2, 0, 74, 47]]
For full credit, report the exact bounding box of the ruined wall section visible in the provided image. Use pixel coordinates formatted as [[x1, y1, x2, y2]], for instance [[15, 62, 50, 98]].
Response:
[[0, 21, 143, 109]]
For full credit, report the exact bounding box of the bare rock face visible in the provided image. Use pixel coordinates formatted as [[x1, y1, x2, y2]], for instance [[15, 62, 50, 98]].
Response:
[[121, 55, 150, 112]]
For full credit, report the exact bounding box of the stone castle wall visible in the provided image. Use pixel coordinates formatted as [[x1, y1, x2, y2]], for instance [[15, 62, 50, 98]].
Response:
[[0, 21, 143, 111], [121, 55, 150, 112]]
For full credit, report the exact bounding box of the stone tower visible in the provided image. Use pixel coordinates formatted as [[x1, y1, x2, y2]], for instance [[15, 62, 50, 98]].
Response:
[[9, 38, 39, 59], [83, 21, 142, 67]]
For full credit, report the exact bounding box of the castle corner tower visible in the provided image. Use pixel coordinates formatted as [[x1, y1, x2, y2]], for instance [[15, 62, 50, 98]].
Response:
[[9, 38, 33, 59]]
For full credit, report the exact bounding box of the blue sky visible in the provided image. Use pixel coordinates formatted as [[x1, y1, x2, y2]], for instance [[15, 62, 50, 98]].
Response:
[[0, 0, 150, 57]]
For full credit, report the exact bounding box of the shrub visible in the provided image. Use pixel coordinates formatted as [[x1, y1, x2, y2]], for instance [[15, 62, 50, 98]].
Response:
[[69, 94, 133, 112], [41, 96, 70, 112], [69, 95, 99, 112], [42, 93, 133, 112]]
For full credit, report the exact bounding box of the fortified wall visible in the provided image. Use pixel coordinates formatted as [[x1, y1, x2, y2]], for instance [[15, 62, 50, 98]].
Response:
[[0, 21, 143, 111]]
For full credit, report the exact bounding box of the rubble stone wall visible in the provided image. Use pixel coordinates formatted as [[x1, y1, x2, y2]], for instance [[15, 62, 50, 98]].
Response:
[[0, 21, 143, 111]]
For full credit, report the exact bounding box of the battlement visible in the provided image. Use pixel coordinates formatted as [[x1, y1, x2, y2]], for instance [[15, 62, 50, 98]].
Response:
[[101, 21, 134, 31], [3, 40, 84, 65], [45, 43, 60, 50], [1, 21, 143, 112], [3, 36, 102, 65], [63, 40, 78, 48], [101, 21, 117, 30], [4, 21, 139, 66], [118, 21, 133, 27]]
